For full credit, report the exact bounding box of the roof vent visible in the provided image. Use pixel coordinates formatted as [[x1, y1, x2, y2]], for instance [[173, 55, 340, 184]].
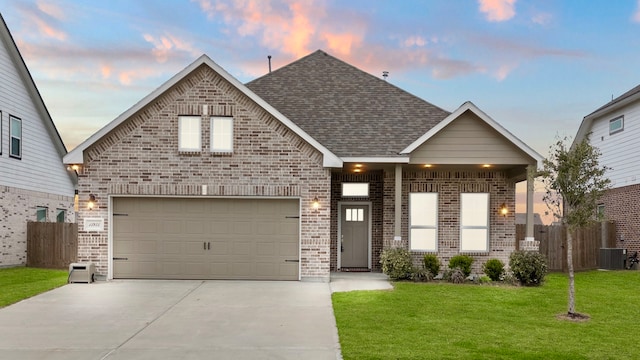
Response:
[[268, 55, 272, 73], [382, 71, 389, 80]]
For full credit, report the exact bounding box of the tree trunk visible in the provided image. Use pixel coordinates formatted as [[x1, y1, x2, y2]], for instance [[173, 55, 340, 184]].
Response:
[[567, 229, 575, 315]]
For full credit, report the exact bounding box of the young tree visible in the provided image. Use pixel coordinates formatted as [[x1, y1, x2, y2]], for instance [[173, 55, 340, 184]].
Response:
[[540, 135, 610, 318]]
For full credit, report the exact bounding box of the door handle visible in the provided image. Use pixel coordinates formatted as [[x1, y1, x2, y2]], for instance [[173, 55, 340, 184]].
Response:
[[204, 242, 206, 250], [208, 242, 211, 250]]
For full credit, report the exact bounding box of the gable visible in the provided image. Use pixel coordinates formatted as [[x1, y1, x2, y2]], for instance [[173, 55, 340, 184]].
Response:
[[0, 15, 74, 196], [65, 55, 341, 168], [83, 64, 327, 174], [409, 110, 535, 165]]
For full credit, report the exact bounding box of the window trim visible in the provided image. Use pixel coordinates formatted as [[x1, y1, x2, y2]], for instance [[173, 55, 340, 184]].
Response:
[[178, 116, 202, 152], [0, 110, 3, 155], [409, 192, 438, 252], [56, 208, 66, 223], [9, 115, 22, 159], [342, 183, 369, 197], [460, 193, 490, 252], [210, 116, 234, 153], [36, 206, 48, 222], [609, 115, 624, 135]]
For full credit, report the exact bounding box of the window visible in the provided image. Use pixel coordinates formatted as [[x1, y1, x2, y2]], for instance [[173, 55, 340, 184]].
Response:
[[10, 116, 21, 158], [178, 116, 201, 151], [210, 117, 233, 152], [56, 209, 66, 223], [609, 116, 624, 135], [342, 183, 369, 197], [460, 193, 489, 252], [36, 207, 48, 222], [596, 204, 605, 219], [345, 208, 364, 222], [409, 193, 438, 251]]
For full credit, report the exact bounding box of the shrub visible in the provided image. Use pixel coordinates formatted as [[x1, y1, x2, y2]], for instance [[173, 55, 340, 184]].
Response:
[[449, 267, 466, 284], [509, 250, 548, 286], [409, 267, 432, 282], [448, 255, 474, 277], [483, 259, 505, 281], [380, 248, 413, 280], [478, 275, 492, 284], [423, 254, 441, 277]]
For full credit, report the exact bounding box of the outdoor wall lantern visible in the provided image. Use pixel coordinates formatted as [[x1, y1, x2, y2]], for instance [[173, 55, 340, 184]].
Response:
[[88, 194, 96, 210], [499, 203, 508, 217], [74, 190, 79, 211], [312, 197, 320, 210]]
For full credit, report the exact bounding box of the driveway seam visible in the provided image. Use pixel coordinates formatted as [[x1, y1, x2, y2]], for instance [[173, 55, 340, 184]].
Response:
[[100, 281, 205, 359]]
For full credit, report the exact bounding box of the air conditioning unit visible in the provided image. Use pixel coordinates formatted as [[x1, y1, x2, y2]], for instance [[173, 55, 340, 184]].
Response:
[[599, 248, 625, 270], [68, 263, 95, 283]]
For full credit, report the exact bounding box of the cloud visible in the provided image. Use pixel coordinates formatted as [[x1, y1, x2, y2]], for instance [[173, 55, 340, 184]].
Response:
[[531, 12, 552, 26], [403, 36, 428, 48], [143, 33, 200, 63], [478, 0, 516, 22], [15, 1, 67, 40], [36, 0, 66, 20], [634, 0, 640, 22]]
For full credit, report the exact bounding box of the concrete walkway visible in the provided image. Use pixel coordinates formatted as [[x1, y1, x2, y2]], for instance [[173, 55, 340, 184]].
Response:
[[0, 273, 391, 359]]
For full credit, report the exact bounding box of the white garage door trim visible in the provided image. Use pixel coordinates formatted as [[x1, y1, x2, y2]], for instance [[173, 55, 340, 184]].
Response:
[[107, 195, 301, 280]]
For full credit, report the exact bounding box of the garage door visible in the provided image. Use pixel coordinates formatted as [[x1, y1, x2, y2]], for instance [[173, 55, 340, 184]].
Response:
[[112, 197, 299, 280]]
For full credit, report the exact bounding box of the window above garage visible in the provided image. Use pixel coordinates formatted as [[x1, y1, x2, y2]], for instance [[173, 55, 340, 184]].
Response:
[[210, 117, 233, 153], [178, 116, 201, 151]]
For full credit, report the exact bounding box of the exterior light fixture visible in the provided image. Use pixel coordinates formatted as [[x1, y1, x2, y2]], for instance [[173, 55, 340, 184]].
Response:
[[88, 194, 96, 210], [74, 190, 79, 212], [424, 164, 432, 168], [500, 203, 508, 217], [312, 197, 320, 210], [482, 164, 491, 168]]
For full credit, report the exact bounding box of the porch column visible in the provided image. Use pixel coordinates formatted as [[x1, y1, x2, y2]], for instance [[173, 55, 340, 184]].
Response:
[[520, 164, 540, 251], [394, 164, 402, 242]]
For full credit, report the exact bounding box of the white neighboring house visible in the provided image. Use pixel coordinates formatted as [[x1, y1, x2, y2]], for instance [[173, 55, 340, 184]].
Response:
[[574, 84, 640, 253], [0, 14, 76, 266]]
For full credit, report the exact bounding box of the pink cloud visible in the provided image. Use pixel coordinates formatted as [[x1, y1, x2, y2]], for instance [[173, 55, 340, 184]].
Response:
[[403, 36, 428, 48], [531, 12, 552, 26], [634, 0, 640, 22], [478, 0, 516, 22], [143, 33, 200, 63], [36, 0, 65, 20]]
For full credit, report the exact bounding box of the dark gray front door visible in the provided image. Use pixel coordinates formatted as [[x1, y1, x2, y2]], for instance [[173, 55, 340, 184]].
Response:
[[341, 205, 369, 268]]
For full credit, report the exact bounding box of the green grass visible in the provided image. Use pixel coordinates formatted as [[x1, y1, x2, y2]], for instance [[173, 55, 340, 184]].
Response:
[[332, 271, 640, 360], [0, 267, 68, 308]]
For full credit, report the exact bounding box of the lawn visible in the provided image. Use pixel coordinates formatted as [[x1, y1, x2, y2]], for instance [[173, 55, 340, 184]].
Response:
[[0, 267, 68, 308], [332, 271, 640, 360]]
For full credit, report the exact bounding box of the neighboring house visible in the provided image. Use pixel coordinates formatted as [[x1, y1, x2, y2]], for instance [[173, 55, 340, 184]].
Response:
[[0, 14, 76, 267], [574, 84, 640, 252], [64, 50, 542, 281]]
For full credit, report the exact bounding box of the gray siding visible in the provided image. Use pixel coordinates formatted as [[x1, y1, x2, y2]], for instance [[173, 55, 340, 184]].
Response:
[[0, 32, 74, 197], [588, 102, 640, 189], [409, 111, 533, 165]]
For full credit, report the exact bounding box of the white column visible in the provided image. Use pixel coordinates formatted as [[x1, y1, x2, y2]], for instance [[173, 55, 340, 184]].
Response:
[[521, 164, 539, 251], [394, 164, 402, 241]]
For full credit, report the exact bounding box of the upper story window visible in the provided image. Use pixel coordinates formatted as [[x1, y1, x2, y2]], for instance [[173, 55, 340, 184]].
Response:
[[10, 116, 22, 159], [460, 193, 489, 252], [342, 183, 369, 197], [409, 192, 438, 252], [210, 117, 233, 153], [56, 209, 66, 223], [178, 116, 201, 151], [609, 116, 624, 135]]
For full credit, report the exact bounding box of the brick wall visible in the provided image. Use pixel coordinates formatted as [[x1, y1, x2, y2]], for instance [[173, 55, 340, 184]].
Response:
[[75, 65, 331, 280], [0, 185, 74, 266], [383, 169, 516, 275], [600, 184, 640, 253], [330, 171, 384, 271]]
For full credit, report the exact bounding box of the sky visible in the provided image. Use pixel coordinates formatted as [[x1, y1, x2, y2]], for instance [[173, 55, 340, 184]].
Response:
[[3, 0, 640, 223]]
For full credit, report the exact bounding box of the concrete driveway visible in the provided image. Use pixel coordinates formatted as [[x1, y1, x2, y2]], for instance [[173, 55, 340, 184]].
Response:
[[0, 280, 342, 359]]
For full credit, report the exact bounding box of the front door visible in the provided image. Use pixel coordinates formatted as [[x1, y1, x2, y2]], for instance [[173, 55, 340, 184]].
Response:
[[340, 204, 369, 268]]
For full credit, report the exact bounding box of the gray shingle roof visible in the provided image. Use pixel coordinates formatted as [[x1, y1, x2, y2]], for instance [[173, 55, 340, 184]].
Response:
[[246, 50, 451, 157], [586, 83, 640, 118]]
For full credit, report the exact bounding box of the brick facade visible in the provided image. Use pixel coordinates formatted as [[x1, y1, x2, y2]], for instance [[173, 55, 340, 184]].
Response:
[[382, 169, 516, 275], [0, 185, 74, 266], [75, 65, 331, 280], [600, 184, 640, 253]]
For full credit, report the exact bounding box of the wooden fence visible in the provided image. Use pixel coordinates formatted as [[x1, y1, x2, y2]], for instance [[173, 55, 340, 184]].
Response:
[[26, 222, 78, 269], [516, 221, 617, 272]]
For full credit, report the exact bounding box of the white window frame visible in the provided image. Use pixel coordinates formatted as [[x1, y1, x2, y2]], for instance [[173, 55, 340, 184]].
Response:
[[609, 115, 624, 135], [178, 116, 201, 151], [10, 115, 21, 159], [210, 117, 233, 153], [342, 183, 369, 197], [409, 193, 438, 251], [460, 193, 489, 252]]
